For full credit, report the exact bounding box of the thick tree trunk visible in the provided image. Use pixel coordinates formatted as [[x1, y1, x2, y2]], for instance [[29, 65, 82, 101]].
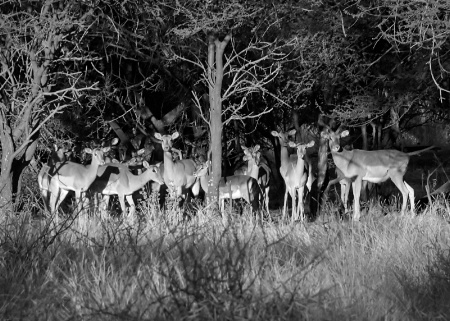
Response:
[[0, 123, 15, 212], [206, 34, 231, 220]]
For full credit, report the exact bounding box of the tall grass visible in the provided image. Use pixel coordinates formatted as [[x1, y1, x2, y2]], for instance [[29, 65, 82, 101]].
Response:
[[1, 194, 450, 320]]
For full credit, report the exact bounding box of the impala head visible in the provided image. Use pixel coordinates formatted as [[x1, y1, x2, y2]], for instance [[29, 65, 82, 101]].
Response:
[[288, 140, 315, 158], [271, 129, 296, 147], [143, 161, 164, 184], [50, 144, 69, 163], [242, 145, 261, 165], [84, 146, 111, 165], [193, 161, 210, 178], [154, 131, 179, 152], [321, 128, 349, 153]]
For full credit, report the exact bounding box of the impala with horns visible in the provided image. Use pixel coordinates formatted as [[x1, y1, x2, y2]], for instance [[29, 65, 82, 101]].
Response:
[[322, 126, 435, 220], [193, 160, 263, 216], [271, 129, 315, 222]]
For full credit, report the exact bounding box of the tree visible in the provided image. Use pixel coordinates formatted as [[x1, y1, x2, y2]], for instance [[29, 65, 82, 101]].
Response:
[[0, 1, 101, 211], [168, 0, 295, 215]]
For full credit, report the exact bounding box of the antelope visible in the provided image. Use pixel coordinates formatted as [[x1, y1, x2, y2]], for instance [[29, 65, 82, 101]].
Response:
[[38, 144, 69, 212], [322, 127, 435, 220], [271, 129, 315, 222], [48, 147, 110, 214], [154, 132, 200, 202], [193, 160, 262, 214], [88, 161, 164, 217], [286, 140, 315, 221], [234, 145, 271, 213]]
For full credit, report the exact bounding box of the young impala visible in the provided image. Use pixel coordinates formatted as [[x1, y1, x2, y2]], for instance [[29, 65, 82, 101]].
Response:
[[234, 145, 271, 213], [193, 160, 262, 216]]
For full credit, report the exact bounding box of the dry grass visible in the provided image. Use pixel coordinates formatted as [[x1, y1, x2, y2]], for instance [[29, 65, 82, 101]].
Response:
[[1, 193, 450, 320]]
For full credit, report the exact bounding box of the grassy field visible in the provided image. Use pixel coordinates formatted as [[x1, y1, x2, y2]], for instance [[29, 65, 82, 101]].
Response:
[[1, 189, 450, 321]]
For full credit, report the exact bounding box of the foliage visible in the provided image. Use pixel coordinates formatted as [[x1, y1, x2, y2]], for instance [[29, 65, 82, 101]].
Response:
[[2, 195, 450, 320]]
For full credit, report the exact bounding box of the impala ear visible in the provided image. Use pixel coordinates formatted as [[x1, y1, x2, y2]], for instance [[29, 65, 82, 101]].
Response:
[[102, 146, 111, 153], [254, 145, 260, 152], [270, 130, 279, 137], [320, 130, 329, 138], [154, 133, 162, 140], [340, 130, 349, 138], [307, 140, 315, 148], [83, 148, 93, 154], [111, 137, 119, 145], [137, 148, 145, 156], [288, 141, 297, 148], [243, 155, 249, 161], [172, 132, 180, 140], [288, 129, 296, 136], [155, 162, 162, 168], [143, 160, 149, 168]]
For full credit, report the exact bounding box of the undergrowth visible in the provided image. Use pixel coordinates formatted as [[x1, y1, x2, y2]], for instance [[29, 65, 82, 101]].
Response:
[[0, 194, 450, 320]]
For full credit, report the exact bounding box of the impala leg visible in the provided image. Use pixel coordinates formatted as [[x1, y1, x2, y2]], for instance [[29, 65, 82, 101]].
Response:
[[126, 195, 136, 217], [75, 191, 84, 215], [282, 190, 288, 222], [391, 174, 411, 215], [49, 187, 60, 213], [404, 182, 415, 215], [265, 187, 270, 213], [101, 195, 110, 218], [291, 190, 297, 222], [191, 179, 201, 197], [41, 189, 50, 213], [298, 186, 305, 221], [341, 180, 351, 213], [55, 189, 70, 215], [118, 195, 127, 217], [352, 178, 362, 221]]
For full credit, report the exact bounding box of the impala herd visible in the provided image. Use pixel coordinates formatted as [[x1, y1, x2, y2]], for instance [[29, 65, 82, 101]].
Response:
[[37, 125, 434, 222]]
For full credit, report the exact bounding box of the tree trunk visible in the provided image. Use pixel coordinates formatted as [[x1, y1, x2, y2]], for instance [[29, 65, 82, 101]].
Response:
[[0, 118, 15, 212], [315, 115, 329, 216], [206, 34, 231, 219]]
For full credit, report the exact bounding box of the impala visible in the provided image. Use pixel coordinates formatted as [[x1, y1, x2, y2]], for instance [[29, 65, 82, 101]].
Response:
[[285, 140, 316, 221], [48, 147, 110, 214], [271, 130, 315, 222], [193, 160, 262, 214], [38, 145, 69, 212], [234, 145, 271, 213], [154, 131, 200, 202], [322, 127, 435, 220], [88, 161, 164, 217], [324, 167, 351, 213]]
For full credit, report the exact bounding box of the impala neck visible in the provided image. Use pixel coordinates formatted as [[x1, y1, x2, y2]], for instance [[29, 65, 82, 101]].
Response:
[[85, 155, 103, 181], [162, 150, 176, 182], [279, 143, 293, 170], [246, 158, 259, 179], [128, 169, 159, 192], [197, 172, 210, 193], [295, 154, 306, 173], [330, 149, 353, 171]]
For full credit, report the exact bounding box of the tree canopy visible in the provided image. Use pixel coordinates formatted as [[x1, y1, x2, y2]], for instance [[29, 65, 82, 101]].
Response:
[[1, 0, 449, 207]]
